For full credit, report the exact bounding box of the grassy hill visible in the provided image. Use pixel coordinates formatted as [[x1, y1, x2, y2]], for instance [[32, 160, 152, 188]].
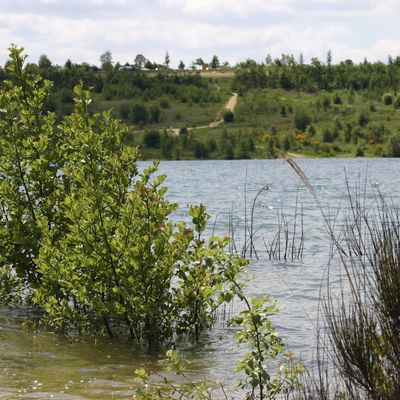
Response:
[[4, 59, 399, 160]]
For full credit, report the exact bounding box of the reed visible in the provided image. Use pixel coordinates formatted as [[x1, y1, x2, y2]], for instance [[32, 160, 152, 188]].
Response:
[[287, 157, 400, 399], [263, 184, 304, 262], [228, 171, 304, 263]]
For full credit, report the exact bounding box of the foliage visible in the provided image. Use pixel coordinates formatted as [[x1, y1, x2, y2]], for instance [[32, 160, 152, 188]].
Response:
[[388, 130, 400, 156], [0, 46, 246, 347], [210, 55, 220, 69], [294, 110, 312, 132], [357, 111, 369, 127], [383, 93, 393, 105], [234, 54, 398, 93], [135, 294, 304, 400], [135, 349, 218, 400], [144, 130, 162, 148], [324, 190, 400, 399], [0, 46, 60, 303], [100, 50, 113, 71], [223, 110, 234, 122], [288, 160, 400, 399], [232, 296, 304, 399]]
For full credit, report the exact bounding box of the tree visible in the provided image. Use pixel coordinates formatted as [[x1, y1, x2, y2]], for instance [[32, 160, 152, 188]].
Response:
[[100, 50, 113, 70], [223, 109, 234, 122], [143, 130, 161, 148], [194, 58, 204, 67], [178, 60, 185, 70], [38, 54, 52, 69], [149, 105, 161, 123], [134, 54, 147, 69], [130, 103, 149, 124], [326, 49, 332, 66], [0, 46, 59, 302], [0, 46, 246, 348], [64, 59, 72, 69], [294, 110, 312, 131], [210, 55, 220, 69], [388, 131, 400, 156], [164, 51, 170, 68]]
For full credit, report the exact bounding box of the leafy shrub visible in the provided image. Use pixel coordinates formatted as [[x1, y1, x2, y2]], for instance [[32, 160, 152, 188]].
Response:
[[383, 93, 393, 105], [179, 126, 188, 135], [333, 93, 342, 104], [159, 97, 170, 108], [223, 109, 234, 122], [322, 128, 334, 143], [322, 96, 331, 110], [358, 111, 369, 127], [193, 141, 209, 158], [131, 103, 149, 124], [356, 147, 364, 156], [143, 130, 161, 148], [388, 131, 400, 157], [0, 46, 245, 348], [149, 105, 161, 123], [119, 102, 131, 119], [294, 110, 312, 132]]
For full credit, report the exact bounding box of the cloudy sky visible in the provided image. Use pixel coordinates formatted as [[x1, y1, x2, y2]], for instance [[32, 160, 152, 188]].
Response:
[[1, 0, 400, 67]]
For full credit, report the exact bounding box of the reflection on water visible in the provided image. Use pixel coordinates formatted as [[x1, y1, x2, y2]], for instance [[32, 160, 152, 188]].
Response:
[[1, 158, 400, 399]]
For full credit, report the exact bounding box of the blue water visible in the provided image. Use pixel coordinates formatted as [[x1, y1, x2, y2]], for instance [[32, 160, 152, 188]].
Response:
[[1, 158, 399, 398]]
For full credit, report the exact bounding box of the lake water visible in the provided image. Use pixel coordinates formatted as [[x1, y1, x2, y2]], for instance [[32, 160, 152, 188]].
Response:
[[1, 158, 400, 399]]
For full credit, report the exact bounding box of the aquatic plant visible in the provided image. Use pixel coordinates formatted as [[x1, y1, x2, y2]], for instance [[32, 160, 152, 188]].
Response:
[[0, 46, 245, 347], [135, 291, 304, 400], [288, 159, 400, 399]]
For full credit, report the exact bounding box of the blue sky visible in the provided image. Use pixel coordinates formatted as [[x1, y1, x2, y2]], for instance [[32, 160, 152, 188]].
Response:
[[1, 0, 399, 67]]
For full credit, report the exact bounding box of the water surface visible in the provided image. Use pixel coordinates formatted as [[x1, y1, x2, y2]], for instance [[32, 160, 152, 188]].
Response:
[[1, 158, 399, 399]]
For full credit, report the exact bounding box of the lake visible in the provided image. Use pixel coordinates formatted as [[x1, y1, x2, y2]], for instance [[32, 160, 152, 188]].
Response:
[[1, 158, 399, 399]]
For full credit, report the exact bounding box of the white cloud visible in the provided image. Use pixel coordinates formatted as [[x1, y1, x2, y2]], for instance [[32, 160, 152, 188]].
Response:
[[162, 0, 295, 18], [0, 0, 399, 66]]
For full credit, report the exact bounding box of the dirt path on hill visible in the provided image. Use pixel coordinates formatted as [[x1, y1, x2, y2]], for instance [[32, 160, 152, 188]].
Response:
[[169, 92, 238, 136]]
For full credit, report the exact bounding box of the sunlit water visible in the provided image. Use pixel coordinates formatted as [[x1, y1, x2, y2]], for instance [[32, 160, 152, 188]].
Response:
[[1, 158, 400, 399]]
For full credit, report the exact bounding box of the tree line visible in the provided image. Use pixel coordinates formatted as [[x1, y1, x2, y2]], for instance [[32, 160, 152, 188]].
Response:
[[234, 53, 400, 98]]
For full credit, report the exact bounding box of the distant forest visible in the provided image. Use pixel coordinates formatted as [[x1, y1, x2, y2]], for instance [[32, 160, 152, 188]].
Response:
[[234, 53, 400, 98], [1, 52, 400, 117], [2, 52, 400, 159]]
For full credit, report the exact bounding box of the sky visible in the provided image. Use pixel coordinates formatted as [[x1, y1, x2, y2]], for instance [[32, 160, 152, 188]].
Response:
[[1, 0, 400, 68]]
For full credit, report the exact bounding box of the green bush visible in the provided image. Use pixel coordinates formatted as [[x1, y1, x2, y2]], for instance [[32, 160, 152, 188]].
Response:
[[294, 110, 312, 132], [383, 93, 393, 105], [358, 111, 370, 127], [159, 97, 170, 108], [0, 46, 245, 348], [322, 128, 334, 143], [388, 131, 400, 157], [143, 130, 161, 148], [223, 109, 234, 122], [333, 93, 342, 104], [131, 103, 149, 124], [149, 104, 161, 123]]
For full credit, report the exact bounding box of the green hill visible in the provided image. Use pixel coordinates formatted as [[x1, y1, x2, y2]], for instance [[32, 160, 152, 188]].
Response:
[[3, 54, 400, 159]]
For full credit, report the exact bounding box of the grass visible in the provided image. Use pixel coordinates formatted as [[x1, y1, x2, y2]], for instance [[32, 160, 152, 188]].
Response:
[[94, 79, 400, 159]]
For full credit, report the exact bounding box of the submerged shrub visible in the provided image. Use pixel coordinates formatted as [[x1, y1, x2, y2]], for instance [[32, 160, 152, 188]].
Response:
[[0, 46, 246, 347]]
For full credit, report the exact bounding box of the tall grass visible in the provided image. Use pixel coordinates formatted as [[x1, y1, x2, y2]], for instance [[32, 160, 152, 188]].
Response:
[[229, 168, 304, 263], [288, 158, 400, 399]]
